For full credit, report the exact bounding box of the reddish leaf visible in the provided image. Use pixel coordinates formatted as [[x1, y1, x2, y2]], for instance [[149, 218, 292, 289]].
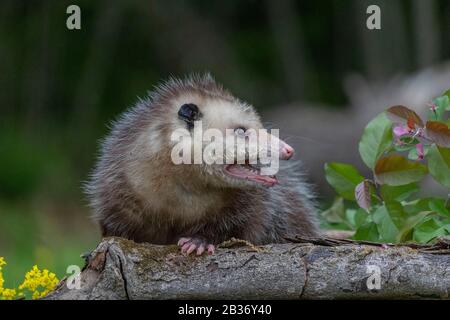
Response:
[[407, 116, 415, 131], [386, 105, 424, 128], [374, 155, 428, 186], [355, 180, 371, 211], [425, 121, 450, 148]]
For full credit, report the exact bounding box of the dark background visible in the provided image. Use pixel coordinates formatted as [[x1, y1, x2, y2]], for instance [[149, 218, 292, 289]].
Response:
[[1, 0, 449, 285]]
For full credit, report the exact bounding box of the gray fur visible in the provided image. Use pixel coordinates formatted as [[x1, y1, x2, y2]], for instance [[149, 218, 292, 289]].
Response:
[[85, 74, 320, 245]]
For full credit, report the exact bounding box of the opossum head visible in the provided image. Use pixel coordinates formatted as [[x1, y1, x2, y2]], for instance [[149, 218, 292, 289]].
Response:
[[144, 74, 294, 189]]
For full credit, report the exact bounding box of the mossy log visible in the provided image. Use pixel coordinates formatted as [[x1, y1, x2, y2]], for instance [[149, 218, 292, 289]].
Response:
[[46, 236, 450, 300]]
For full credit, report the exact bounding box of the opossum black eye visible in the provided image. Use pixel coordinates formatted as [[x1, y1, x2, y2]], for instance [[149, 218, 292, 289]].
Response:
[[178, 103, 201, 129], [234, 127, 247, 136]]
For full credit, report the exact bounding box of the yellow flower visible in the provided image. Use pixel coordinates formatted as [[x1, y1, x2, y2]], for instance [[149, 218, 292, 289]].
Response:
[[19, 265, 59, 300], [0, 257, 18, 300], [0, 257, 6, 296], [0, 257, 59, 300], [1, 288, 17, 300]]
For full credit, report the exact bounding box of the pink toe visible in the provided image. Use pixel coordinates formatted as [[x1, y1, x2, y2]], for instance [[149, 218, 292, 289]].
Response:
[[181, 243, 191, 252], [207, 244, 215, 255], [196, 245, 205, 255], [186, 243, 197, 255]]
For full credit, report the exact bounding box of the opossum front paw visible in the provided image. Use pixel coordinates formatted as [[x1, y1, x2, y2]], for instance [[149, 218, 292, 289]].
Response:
[[177, 237, 215, 256]]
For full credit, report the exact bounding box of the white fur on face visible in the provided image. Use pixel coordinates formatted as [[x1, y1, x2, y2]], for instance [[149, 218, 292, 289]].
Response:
[[168, 93, 262, 135], [200, 97, 261, 132], [124, 92, 266, 221]]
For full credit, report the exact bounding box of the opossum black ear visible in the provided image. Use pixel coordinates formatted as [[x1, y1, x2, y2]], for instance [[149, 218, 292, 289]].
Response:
[[178, 103, 201, 129]]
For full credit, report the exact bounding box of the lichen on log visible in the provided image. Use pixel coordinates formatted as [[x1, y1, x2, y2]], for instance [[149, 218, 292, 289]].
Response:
[[45, 236, 450, 300]]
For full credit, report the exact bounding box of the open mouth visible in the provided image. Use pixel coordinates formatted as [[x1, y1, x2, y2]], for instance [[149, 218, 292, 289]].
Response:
[[224, 162, 278, 187]]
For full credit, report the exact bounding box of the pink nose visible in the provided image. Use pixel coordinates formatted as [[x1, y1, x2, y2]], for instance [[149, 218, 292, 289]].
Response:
[[280, 143, 295, 160]]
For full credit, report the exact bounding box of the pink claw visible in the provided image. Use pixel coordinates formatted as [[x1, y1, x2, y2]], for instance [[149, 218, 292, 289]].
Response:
[[177, 237, 190, 246], [177, 237, 215, 256]]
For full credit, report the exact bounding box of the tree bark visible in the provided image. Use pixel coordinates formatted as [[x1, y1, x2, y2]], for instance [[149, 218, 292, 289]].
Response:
[[46, 236, 450, 300]]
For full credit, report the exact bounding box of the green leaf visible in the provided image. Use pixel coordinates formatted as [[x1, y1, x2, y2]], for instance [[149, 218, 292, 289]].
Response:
[[324, 163, 364, 200], [399, 136, 420, 145], [444, 89, 450, 104], [407, 147, 419, 161], [345, 208, 369, 229], [372, 205, 399, 243], [354, 209, 369, 228], [374, 155, 428, 186], [394, 143, 415, 153], [404, 198, 437, 214], [413, 217, 450, 243], [380, 183, 418, 202], [353, 222, 380, 242], [426, 145, 450, 188], [359, 112, 393, 169], [321, 197, 346, 225], [397, 211, 433, 242], [428, 198, 450, 217], [437, 95, 450, 109], [384, 200, 408, 229], [427, 95, 449, 122]]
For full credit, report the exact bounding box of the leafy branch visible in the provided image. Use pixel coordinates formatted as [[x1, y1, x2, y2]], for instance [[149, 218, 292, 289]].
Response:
[[323, 90, 450, 243]]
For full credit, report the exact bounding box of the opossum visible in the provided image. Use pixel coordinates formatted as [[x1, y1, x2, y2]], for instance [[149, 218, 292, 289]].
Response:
[[85, 74, 319, 255]]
